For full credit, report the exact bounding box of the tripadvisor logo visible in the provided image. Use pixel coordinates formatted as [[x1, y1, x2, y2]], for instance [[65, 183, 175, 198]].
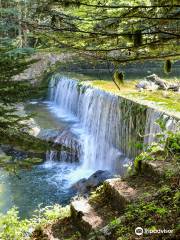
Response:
[[135, 227, 143, 236], [135, 227, 173, 236]]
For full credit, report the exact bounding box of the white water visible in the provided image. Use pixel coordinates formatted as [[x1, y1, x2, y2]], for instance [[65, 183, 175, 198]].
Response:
[[144, 108, 180, 145], [47, 74, 180, 182], [48, 75, 131, 178], [1, 74, 179, 218]]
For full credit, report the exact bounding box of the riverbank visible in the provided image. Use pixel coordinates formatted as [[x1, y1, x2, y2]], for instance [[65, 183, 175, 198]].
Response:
[[1, 130, 179, 240], [30, 134, 180, 240], [0, 70, 179, 240]]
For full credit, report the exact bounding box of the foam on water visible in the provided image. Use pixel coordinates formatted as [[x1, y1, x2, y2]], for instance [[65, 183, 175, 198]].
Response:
[[48, 75, 131, 180]]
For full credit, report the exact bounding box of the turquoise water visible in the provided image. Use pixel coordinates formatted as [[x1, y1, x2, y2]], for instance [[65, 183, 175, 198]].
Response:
[[1, 68, 178, 219], [0, 102, 80, 218], [0, 162, 77, 218]]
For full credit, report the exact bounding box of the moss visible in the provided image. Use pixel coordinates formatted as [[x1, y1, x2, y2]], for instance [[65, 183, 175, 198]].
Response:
[[84, 79, 180, 114], [76, 82, 86, 94], [134, 152, 154, 174], [129, 90, 180, 113], [89, 185, 106, 206], [173, 191, 180, 207], [106, 184, 179, 239], [134, 30, 143, 47], [23, 157, 43, 164]]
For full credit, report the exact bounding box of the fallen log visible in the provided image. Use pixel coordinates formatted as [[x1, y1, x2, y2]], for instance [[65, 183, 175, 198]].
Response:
[[136, 74, 180, 92], [146, 74, 168, 90]]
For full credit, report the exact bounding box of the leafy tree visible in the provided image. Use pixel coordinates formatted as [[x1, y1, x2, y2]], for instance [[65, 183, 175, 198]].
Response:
[[28, 0, 180, 64], [0, 0, 67, 169]]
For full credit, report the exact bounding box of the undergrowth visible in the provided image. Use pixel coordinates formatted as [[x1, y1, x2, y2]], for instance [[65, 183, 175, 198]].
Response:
[[0, 205, 70, 240]]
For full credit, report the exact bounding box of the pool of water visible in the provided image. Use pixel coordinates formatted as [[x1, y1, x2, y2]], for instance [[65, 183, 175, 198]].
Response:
[[0, 69, 138, 218], [0, 101, 86, 218], [0, 162, 78, 218]]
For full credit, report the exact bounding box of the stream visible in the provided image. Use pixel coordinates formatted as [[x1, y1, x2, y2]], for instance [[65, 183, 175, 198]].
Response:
[[1, 71, 178, 219], [0, 101, 82, 218], [0, 75, 124, 218], [0, 72, 149, 218]]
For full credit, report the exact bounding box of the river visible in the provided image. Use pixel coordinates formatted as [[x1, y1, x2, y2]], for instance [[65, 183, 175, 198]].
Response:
[[0, 70, 178, 219]]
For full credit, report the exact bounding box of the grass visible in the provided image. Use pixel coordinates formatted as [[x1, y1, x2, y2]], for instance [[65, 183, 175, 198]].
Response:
[[129, 90, 180, 112], [82, 79, 180, 116]]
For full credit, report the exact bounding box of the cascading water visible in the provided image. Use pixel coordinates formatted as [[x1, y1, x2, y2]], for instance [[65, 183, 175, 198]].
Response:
[[1, 73, 179, 218], [48, 73, 180, 178], [144, 108, 180, 145], [48, 75, 141, 175]]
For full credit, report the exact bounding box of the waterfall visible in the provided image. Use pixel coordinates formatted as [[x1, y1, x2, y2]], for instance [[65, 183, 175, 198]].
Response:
[[144, 108, 179, 145], [49, 75, 126, 172], [48, 74, 179, 173]]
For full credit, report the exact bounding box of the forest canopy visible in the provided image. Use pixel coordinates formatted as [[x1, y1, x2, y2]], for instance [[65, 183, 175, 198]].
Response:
[[1, 0, 180, 63], [27, 0, 180, 63]]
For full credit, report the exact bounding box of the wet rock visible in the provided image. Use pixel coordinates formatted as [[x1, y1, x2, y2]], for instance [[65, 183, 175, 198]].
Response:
[[86, 170, 112, 187], [1, 145, 44, 160], [72, 170, 112, 193], [41, 129, 81, 162], [72, 178, 87, 193], [38, 129, 61, 140]]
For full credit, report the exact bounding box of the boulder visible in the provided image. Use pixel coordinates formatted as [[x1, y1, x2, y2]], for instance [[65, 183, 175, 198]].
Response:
[[72, 170, 112, 193], [72, 178, 88, 193], [103, 178, 137, 211], [70, 198, 104, 235]]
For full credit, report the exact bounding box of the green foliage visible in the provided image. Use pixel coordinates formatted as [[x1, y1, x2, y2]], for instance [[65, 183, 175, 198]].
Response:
[[164, 59, 172, 74], [31, 0, 180, 64], [173, 191, 180, 208], [165, 132, 180, 160], [134, 151, 154, 173], [0, 0, 47, 159], [109, 185, 179, 239], [155, 116, 167, 131], [0, 154, 43, 173], [0, 1, 61, 163], [89, 185, 105, 205], [31, 204, 70, 229], [134, 114, 180, 174], [0, 208, 29, 240], [0, 205, 70, 240], [113, 70, 124, 86]]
